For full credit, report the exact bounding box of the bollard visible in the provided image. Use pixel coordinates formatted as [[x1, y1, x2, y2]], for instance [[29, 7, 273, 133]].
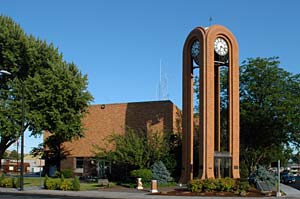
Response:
[[136, 178, 143, 190], [150, 180, 158, 193]]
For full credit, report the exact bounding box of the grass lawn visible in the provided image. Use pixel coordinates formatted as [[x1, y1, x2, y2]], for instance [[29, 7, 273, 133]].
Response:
[[23, 177, 44, 187], [17, 177, 176, 191], [21, 177, 106, 190]]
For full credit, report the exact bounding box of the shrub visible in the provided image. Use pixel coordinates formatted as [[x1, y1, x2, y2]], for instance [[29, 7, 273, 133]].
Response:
[[202, 178, 217, 192], [60, 174, 65, 183], [236, 181, 250, 193], [151, 161, 172, 184], [44, 174, 49, 189], [252, 165, 276, 187], [218, 177, 236, 192], [72, 176, 80, 191], [60, 180, 73, 191], [54, 171, 61, 178], [130, 169, 152, 183], [60, 169, 74, 178], [0, 178, 13, 188], [0, 174, 4, 184], [188, 178, 240, 193], [14, 177, 20, 188], [187, 179, 204, 192], [45, 178, 60, 190]]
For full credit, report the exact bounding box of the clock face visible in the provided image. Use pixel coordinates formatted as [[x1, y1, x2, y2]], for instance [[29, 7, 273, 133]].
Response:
[[214, 37, 228, 56], [191, 40, 201, 65]]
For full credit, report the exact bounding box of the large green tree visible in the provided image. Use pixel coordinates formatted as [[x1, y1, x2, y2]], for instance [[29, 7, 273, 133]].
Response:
[[240, 57, 299, 174], [0, 15, 93, 168]]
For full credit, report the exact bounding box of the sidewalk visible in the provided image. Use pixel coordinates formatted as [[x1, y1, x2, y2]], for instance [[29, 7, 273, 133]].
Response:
[[1, 183, 300, 199], [280, 183, 300, 198], [0, 186, 283, 199]]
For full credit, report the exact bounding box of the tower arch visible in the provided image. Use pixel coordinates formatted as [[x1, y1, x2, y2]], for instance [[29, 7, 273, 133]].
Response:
[[180, 25, 240, 183]]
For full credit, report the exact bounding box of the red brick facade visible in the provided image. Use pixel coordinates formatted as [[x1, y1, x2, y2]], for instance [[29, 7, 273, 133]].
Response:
[[60, 100, 181, 176]]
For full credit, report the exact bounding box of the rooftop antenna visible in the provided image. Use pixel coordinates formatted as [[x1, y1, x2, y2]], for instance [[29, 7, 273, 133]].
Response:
[[209, 16, 213, 26], [157, 60, 169, 100]]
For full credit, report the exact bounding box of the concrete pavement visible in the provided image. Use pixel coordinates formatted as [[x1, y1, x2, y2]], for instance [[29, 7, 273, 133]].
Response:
[[0, 183, 299, 199]]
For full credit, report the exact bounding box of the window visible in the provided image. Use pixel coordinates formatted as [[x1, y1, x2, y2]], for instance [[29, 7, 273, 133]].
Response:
[[76, 157, 84, 169]]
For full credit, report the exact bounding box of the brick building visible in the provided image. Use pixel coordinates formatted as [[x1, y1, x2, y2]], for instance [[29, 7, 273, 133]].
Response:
[[59, 100, 181, 177]]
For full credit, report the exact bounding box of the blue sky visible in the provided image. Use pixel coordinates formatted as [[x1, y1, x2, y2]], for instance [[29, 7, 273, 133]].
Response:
[[1, 0, 300, 152]]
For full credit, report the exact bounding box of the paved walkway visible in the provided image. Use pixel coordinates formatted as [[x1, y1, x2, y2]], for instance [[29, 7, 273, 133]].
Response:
[[0, 184, 299, 199], [280, 183, 300, 198]]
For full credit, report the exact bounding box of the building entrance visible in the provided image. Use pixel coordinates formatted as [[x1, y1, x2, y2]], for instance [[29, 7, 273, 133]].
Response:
[[214, 152, 232, 178]]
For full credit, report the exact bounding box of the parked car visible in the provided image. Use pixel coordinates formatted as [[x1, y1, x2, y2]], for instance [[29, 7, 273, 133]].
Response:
[[281, 174, 296, 184]]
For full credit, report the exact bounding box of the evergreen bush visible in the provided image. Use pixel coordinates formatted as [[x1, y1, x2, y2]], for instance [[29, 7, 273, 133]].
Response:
[[151, 161, 172, 184], [252, 165, 276, 187], [60, 169, 74, 178], [72, 176, 80, 191], [44, 174, 49, 189]]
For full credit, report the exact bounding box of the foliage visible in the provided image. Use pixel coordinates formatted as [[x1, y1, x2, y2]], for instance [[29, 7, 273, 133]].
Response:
[[44, 174, 48, 189], [60, 169, 74, 178], [0, 15, 93, 168], [235, 181, 251, 193], [130, 169, 152, 183], [95, 128, 177, 179], [187, 179, 204, 192], [12, 177, 21, 188], [0, 177, 13, 188], [151, 161, 172, 184], [217, 177, 235, 192], [8, 150, 18, 160], [45, 178, 61, 190], [0, 175, 15, 188], [60, 180, 73, 191], [72, 176, 80, 191], [239, 57, 300, 173], [251, 165, 276, 187], [43, 175, 80, 191], [188, 178, 250, 194]]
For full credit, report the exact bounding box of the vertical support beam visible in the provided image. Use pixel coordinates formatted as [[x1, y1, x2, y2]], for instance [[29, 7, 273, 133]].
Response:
[[180, 27, 206, 184]]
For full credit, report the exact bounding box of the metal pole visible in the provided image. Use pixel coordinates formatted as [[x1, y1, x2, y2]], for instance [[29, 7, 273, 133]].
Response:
[[277, 160, 281, 197], [16, 140, 19, 172], [20, 81, 25, 191]]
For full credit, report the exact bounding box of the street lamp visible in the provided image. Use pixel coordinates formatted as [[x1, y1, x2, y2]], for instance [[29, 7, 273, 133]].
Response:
[[0, 70, 11, 75], [20, 78, 25, 191]]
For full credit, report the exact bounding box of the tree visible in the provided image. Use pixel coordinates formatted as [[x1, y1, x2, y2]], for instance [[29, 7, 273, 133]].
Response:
[[8, 150, 18, 160], [240, 57, 300, 174], [0, 15, 93, 168], [95, 128, 178, 180]]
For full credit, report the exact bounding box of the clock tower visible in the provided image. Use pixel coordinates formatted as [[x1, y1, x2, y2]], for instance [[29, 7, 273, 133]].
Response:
[[180, 25, 240, 183]]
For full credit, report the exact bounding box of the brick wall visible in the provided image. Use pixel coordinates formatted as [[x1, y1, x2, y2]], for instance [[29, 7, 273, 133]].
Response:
[[60, 100, 181, 175]]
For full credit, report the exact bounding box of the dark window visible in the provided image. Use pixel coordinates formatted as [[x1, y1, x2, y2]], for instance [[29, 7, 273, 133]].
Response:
[[76, 157, 84, 168]]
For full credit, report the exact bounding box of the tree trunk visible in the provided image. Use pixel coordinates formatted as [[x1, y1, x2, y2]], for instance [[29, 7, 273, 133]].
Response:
[[0, 148, 5, 170]]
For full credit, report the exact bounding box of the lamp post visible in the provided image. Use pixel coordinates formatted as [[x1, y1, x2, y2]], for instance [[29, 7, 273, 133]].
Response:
[[0, 70, 11, 75], [20, 78, 25, 191]]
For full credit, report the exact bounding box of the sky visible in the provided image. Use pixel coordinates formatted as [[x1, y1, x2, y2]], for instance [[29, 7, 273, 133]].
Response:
[[1, 0, 300, 153]]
